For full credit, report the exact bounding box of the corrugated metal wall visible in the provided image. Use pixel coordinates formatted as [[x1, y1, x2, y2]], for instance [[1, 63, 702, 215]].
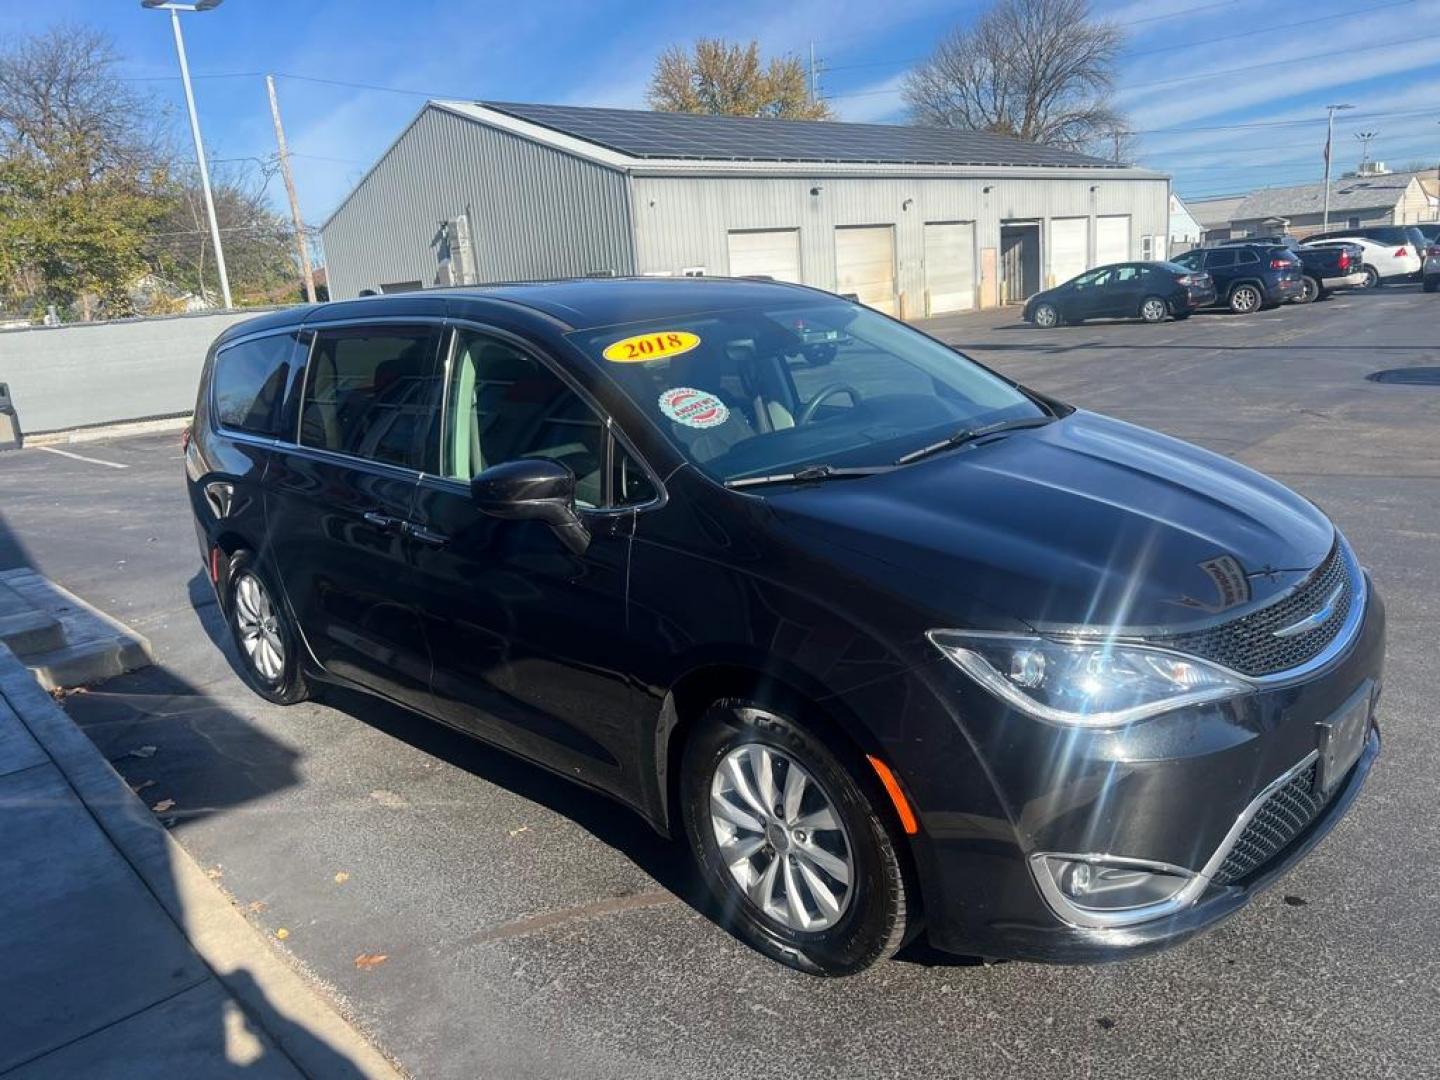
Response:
[[631, 174, 1169, 313], [321, 107, 634, 298]]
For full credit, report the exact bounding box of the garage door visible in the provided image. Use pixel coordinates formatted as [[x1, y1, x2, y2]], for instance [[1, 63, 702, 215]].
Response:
[[835, 225, 897, 315], [923, 222, 975, 314], [1096, 215, 1131, 266], [727, 229, 801, 283], [1049, 217, 1088, 286]]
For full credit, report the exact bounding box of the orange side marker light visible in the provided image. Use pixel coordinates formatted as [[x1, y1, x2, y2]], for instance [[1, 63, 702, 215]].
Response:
[[866, 754, 919, 835]]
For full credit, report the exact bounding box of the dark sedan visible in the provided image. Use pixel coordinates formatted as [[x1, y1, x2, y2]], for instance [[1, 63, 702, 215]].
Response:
[[1024, 261, 1216, 328]]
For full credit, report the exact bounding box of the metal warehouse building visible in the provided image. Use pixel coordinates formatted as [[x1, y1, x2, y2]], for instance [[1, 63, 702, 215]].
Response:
[[321, 101, 1170, 317]]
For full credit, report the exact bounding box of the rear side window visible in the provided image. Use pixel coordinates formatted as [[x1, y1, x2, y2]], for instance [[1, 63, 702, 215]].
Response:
[[300, 326, 442, 470], [1204, 250, 1237, 269], [1238, 250, 1260, 264], [212, 333, 298, 436]]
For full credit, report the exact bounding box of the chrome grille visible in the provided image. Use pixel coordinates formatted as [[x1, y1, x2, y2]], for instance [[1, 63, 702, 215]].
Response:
[[1155, 544, 1353, 677], [1212, 763, 1326, 885]]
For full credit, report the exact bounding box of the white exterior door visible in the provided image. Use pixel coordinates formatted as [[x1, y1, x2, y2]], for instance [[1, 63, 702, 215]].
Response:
[[727, 229, 801, 283], [923, 222, 975, 315], [1096, 215, 1132, 266], [835, 225, 897, 315], [1049, 217, 1089, 287]]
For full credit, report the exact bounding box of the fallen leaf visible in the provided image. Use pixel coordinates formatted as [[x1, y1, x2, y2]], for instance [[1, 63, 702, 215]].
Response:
[[354, 953, 388, 971], [129, 745, 158, 759], [275, 928, 290, 940], [128, 779, 155, 794], [206, 866, 224, 880], [151, 799, 175, 813], [245, 900, 267, 914], [334, 871, 350, 885], [507, 825, 530, 838]]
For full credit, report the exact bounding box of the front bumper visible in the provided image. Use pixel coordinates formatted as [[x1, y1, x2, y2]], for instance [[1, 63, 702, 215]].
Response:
[[848, 574, 1386, 964]]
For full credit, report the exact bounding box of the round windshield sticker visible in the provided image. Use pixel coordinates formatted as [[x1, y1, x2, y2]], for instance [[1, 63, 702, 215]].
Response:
[[603, 330, 701, 363], [659, 387, 729, 429]]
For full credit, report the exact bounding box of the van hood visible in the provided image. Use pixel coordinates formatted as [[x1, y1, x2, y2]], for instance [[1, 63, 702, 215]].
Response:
[[767, 411, 1334, 634]]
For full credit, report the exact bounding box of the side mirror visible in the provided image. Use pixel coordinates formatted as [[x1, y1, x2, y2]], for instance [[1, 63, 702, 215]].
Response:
[[470, 457, 590, 554]]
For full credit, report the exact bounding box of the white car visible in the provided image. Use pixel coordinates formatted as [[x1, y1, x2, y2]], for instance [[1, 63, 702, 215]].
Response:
[[1303, 226, 1424, 287]]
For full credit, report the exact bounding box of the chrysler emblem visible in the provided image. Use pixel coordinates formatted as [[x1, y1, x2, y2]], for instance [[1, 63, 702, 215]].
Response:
[[1272, 583, 1345, 639]]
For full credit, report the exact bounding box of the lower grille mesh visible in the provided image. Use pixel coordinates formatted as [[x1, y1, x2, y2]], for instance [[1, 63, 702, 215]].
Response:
[[1212, 763, 1326, 885]]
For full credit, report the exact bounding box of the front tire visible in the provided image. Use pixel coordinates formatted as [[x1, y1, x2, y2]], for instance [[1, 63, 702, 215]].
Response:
[[1031, 302, 1060, 329], [226, 551, 310, 705], [680, 701, 913, 976], [1228, 283, 1262, 314], [1424, 276, 1439, 293]]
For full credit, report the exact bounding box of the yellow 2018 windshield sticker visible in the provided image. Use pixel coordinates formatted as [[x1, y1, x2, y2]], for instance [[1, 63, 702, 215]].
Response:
[[602, 330, 700, 363]]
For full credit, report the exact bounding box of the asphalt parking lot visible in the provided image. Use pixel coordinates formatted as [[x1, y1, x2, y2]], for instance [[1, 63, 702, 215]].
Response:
[[2, 285, 1438, 1079]]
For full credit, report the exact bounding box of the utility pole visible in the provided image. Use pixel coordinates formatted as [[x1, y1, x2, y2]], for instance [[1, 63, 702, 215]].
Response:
[[142, 1, 231, 309], [808, 42, 822, 105], [267, 75, 316, 303], [1321, 103, 1354, 231]]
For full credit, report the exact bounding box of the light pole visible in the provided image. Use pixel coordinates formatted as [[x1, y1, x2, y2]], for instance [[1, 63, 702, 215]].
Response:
[[1321, 103, 1354, 231], [142, 0, 231, 309]]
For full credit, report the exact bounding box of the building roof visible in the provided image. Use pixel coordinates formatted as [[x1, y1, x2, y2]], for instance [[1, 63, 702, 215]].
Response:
[[472, 100, 1124, 169], [1231, 172, 1420, 221], [1185, 195, 1246, 228]]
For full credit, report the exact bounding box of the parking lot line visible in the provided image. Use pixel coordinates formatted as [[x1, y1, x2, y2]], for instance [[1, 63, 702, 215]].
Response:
[[36, 446, 128, 469]]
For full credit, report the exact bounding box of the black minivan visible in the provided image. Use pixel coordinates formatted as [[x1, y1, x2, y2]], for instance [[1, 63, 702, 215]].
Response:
[[188, 278, 1383, 975]]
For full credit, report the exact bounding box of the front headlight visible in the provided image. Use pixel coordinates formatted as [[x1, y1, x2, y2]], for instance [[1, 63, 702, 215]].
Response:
[[928, 630, 1249, 728]]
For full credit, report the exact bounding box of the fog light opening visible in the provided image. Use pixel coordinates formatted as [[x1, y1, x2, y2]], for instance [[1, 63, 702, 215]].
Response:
[[1035, 854, 1197, 928]]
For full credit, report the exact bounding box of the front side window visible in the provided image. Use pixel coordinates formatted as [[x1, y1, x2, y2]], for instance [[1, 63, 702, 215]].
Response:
[[572, 300, 1043, 485], [213, 332, 299, 436], [300, 326, 442, 470], [1072, 268, 1113, 289], [443, 330, 608, 508]]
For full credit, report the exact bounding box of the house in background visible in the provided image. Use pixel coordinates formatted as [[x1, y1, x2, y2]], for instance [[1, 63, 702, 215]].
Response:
[[1185, 194, 1246, 243], [1190, 170, 1434, 241], [1168, 192, 1203, 253]]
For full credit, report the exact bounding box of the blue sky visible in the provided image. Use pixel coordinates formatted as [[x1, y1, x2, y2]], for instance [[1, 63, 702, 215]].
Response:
[[7, 0, 1440, 226]]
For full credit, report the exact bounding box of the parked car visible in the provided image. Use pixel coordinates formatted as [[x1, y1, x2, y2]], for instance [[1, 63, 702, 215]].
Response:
[[1414, 222, 1440, 244], [1424, 238, 1439, 293], [1302, 226, 1424, 286], [1171, 245, 1304, 312], [1218, 236, 1365, 301], [188, 278, 1383, 975], [1023, 261, 1216, 327]]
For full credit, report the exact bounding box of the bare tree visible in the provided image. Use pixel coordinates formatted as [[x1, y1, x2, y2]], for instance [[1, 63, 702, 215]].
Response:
[[648, 38, 831, 120], [902, 0, 1129, 154]]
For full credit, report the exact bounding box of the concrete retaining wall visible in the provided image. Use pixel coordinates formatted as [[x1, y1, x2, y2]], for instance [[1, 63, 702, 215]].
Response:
[[0, 308, 291, 434]]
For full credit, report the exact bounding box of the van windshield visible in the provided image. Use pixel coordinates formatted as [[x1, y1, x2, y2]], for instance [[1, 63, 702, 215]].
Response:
[[571, 300, 1045, 484]]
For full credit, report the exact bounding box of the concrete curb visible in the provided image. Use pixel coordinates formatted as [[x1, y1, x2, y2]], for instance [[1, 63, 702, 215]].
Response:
[[0, 645, 406, 1080], [26, 415, 189, 447]]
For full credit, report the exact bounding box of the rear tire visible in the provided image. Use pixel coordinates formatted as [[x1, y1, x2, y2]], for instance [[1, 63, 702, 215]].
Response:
[[1228, 283, 1262, 314], [1361, 265, 1381, 289], [225, 551, 310, 705], [680, 700, 913, 976], [1139, 296, 1169, 323], [1295, 276, 1320, 304], [1424, 276, 1439, 294]]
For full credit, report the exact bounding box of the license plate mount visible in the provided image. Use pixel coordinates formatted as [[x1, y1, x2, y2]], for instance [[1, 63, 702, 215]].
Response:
[[1316, 680, 1374, 796]]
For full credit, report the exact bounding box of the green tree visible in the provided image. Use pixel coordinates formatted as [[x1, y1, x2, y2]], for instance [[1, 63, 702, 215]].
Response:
[[647, 38, 831, 120], [0, 25, 166, 320]]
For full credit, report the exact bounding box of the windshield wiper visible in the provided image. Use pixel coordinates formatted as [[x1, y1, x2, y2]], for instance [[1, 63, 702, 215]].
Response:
[[895, 416, 1056, 466], [725, 464, 892, 490]]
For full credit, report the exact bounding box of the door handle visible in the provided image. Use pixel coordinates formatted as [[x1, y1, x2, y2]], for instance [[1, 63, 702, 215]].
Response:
[[362, 511, 402, 530], [402, 522, 449, 547]]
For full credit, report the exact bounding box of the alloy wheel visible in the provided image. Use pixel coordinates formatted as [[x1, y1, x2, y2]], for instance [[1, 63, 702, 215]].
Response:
[[1231, 286, 1259, 313], [709, 743, 855, 933], [1141, 298, 1167, 322], [233, 572, 285, 682], [1033, 304, 1058, 328]]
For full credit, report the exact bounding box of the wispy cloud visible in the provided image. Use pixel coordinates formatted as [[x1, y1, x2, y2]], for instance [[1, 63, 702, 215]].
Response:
[[833, 72, 908, 123]]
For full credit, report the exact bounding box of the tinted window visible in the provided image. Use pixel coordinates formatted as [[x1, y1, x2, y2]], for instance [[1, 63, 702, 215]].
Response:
[[1073, 268, 1114, 289], [1173, 251, 1202, 271], [213, 333, 297, 436], [443, 331, 605, 508], [1205, 250, 1237, 268], [1238, 250, 1260, 264], [1113, 265, 1142, 282], [300, 326, 442, 469]]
